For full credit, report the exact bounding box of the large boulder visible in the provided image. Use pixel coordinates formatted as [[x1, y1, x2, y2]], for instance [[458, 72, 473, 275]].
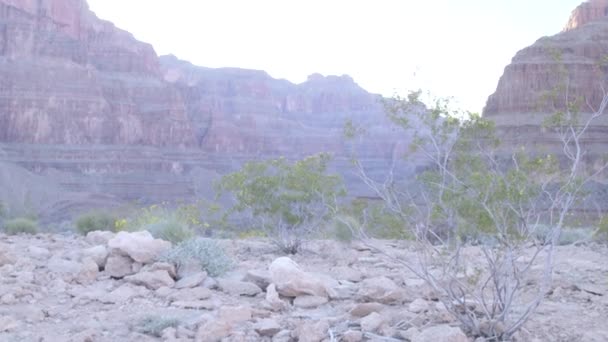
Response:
[[269, 257, 334, 298], [107, 231, 171, 264]]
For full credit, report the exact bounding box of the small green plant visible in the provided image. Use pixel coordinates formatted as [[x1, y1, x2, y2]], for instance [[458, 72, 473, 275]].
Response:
[[135, 315, 180, 337], [75, 211, 117, 235], [159, 238, 232, 277], [217, 153, 345, 253], [4, 218, 38, 235], [146, 220, 195, 244]]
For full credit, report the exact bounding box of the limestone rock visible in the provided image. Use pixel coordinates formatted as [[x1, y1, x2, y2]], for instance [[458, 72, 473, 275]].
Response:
[[76, 257, 99, 285], [195, 320, 232, 342], [265, 283, 289, 311], [412, 325, 468, 342], [86, 231, 116, 246], [218, 306, 253, 324], [82, 245, 109, 269], [105, 254, 135, 278], [269, 257, 333, 298], [243, 269, 271, 290], [357, 276, 406, 304], [296, 320, 330, 342], [254, 319, 281, 337], [360, 312, 384, 333], [125, 270, 175, 290], [175, 272, 207, 289], [293, 295, 329, 309], [168, 287, 213, 302], [350, 302, 385, 318], [409, 298, 430, 313], [108, 231, 171, 264], [342, 330, 363, 342], [218, 279, 262, 297]]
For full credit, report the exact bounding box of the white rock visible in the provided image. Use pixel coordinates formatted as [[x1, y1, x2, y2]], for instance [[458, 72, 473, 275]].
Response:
[[105, 253, 135, 278], [76, 257, 99, 285], [296, 320, 329, 342], [217, 279, 262, 296], [125, 270, 175, 290], [168, 287, 213, 302], [175, 272, 207, 289], [28, 246, 51, 260], [82, 245, 109, 268], [0, 315, 18, 332], [409, 298, 430, 313], [357, 276, 406, 304], [244, 269, 272, 289], [412, 325, 468, 342], [47, 257, 82, 282], [254, 319, 281, 337], [293, 295, 328, 308], [265, 283, 288, 311], [269, 257, 333, 298], [350, 302, 385, 318], [108, 231, 171, 264], [342, 330, 363, 342], [86, 231, 115, 245], [218, 305, 252, 324], [195, 320, 232, 342], [360, 312, 384, 333]]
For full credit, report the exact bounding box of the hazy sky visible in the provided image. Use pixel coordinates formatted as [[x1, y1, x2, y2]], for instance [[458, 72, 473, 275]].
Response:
[[87, 0, 582, 113]]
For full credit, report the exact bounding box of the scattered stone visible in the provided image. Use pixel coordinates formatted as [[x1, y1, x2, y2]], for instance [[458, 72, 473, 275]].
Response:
[[105, 253, 136, 278], [86, 231, 115, 245], [168, 287, 212, 302], [171, 300, 217, 310], [357, 276, 406, 304], [47, 257, 82, 282], [254, 319, 281, 337], [144, 262, 177, 279], [77, 257, 99, 285], [82, 245, 109, 269], [330, 266, 363, 283], [293, 295, 328, 308], [28, 246, 51, 260], [108, 231, 171, 264], [412, 325, 468, 342], [269, 257, 332, 298], [175, 272, 207, 289], [342, 330, 363, 342], [102, 284, 144, 304], [125, 270, 175, 290], [244, 269, 272, 290], [0, 315, 19, 332], [409, 298, 430, 313], [218, 279, 262, 296], [350, 302, 385, 317], [195, 320, 232, 342], [218, 306, 252, 324], [265, 283, 288, 311], [296, 320, 329, 342], [360, 312, 384, 332]]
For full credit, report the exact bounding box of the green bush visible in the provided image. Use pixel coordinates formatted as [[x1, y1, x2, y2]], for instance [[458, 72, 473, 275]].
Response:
[[4, 218, 38, 235], [146, 220, 195, 244], [217, 153, 345, 253], [135, 315, 180, 337], [159, 238, 232, 277], [75, 211, 117, 235]]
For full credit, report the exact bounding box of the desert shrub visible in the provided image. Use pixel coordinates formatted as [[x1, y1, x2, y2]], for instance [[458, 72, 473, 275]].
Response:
[[345, 89, 607, 340], [159, 238, 232, 277], [4, 217, 38, 235], [146, 220, 195, 244], [75, 211, 117, 235], [135, 315, 180, 337], [217, 153, 345, 253]]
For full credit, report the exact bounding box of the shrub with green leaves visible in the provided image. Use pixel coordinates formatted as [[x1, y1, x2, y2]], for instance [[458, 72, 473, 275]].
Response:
[[146, 220, 195, 244], [4, 217, 38, 235], [75, 211, 117, 235], [217, 153, 345, 253], [159, 238, 232, 277], [135, 315, 180, 337]]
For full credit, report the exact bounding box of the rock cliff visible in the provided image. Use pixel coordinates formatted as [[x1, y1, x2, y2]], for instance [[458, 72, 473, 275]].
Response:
[[484, 0, 608, 177], [0, 0, 411, 220]]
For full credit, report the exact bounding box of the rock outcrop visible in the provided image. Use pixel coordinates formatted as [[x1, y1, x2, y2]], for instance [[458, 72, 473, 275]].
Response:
[[564, 0, 608, 31], [484, 0, 608, 181]]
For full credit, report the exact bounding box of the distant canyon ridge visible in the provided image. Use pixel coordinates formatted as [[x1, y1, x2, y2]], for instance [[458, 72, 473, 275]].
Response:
[[0, 0, 607, 223]]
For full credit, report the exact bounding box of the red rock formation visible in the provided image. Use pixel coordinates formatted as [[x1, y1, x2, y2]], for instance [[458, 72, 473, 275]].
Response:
[[484, 0, 608, 176], [0, 0, 195, 146], [564, 0, 608, 31]]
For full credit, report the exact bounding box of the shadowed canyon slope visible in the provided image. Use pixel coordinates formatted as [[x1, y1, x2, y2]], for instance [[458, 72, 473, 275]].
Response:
[[484, 0, 608, 176], [0, 0, 410, 221]]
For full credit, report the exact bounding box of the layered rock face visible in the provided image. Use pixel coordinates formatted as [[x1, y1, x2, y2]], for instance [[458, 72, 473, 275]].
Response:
[[0, 0, 196, 146], [0, 0, 411, 220], [484, 0, 608, 177]]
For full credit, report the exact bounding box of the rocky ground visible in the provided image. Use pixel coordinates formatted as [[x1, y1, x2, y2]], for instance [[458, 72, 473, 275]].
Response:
[[0, 232, 607, 342]]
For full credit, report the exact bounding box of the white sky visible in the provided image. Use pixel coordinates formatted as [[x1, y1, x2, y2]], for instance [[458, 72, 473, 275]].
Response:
[[87, 0, 582, 113]]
